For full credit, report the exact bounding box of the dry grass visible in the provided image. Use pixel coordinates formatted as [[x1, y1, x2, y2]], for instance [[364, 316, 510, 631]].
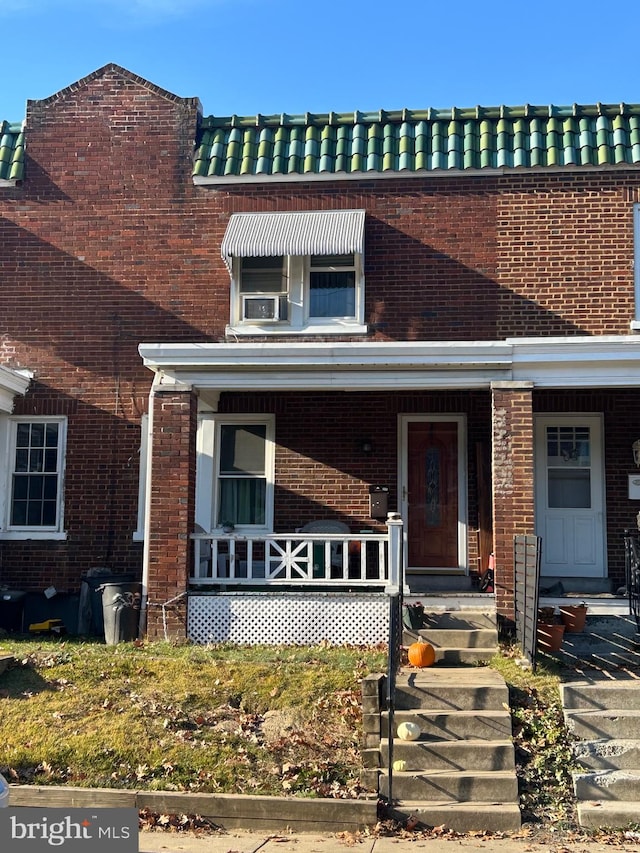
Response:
[[0, 637, 386, 797]]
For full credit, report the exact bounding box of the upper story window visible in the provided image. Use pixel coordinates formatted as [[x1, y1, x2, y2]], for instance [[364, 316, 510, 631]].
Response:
[[223, 209, 367, 335], [0, 416, 67, 539]]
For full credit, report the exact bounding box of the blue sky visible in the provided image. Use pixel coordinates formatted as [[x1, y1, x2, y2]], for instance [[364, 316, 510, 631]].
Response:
[[3, 0, 639, 121]]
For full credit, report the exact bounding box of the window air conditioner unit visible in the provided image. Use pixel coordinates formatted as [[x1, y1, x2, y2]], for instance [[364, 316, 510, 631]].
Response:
[[242, 295, 281, 322]]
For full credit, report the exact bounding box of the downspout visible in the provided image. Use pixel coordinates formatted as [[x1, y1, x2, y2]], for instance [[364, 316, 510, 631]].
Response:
[[138, 371, 159, 637]]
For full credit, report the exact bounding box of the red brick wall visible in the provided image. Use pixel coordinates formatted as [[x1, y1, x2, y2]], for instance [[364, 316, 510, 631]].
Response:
[[145, 387, 196, 640], [0, 68, 202, 590], [495, 175, 637, 337], [491, 384, 535, 625], [1, 66, 640, 602]]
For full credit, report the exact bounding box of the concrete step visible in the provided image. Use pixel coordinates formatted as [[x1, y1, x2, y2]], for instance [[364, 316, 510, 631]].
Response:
[[565, 709, 640, 740], [573, 769, 640, 800], [570, 614, 639, 639], [561, 680, 640, 711], [560, 675, 640, 828], [383, 709, 513, 740], [545, 614, 640, 672], [394, 667, 508, 711], [379, 769, 518, 801], [539, 577, 614, 595], [386, 801, 521, 833], [401, 643, 498, 664], [576, 800, 640, 829], [381, 738, 515, 771], [420, 609, 497, 630], [558, 651, 640, 672], [409, 628, 498, 648], [573, 739, 640, 770]]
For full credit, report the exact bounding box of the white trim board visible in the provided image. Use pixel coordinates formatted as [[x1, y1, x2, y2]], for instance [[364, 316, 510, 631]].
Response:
[[140, 335, 640, 392]]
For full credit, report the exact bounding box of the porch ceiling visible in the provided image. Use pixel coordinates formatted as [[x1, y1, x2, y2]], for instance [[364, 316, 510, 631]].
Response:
[[138, 335, 640, 393]]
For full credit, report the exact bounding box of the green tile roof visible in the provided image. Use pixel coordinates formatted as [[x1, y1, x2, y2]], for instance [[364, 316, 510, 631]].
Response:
[[0, 121, 24, 181], [4, 102, 640, 185], [193, 103, 640, 181]]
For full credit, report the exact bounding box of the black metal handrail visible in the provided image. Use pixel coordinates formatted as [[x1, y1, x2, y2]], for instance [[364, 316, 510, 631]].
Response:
[[384, 515, 404, 806], [623, 530, 640, 632], [385, 591, 403, 805]]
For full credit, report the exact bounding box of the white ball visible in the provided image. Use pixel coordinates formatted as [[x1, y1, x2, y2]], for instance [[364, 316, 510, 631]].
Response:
[[397, 721, 420, 741]]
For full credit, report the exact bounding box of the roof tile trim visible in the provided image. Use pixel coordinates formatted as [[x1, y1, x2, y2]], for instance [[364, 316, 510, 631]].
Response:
[[193, 103, 640, 180]]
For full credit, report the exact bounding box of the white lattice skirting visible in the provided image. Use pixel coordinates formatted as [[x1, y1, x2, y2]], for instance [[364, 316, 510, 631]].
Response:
[[188, 592, 390, 645]]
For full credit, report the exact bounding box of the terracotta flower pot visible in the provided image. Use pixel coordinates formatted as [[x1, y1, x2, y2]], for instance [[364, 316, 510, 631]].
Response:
[[560, 604, 588, 633], [538, 606, 556, 622], [537, 622, 565, 652]]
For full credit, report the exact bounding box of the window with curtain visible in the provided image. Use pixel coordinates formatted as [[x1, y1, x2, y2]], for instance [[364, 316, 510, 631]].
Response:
[[217, 424, 267, 526]]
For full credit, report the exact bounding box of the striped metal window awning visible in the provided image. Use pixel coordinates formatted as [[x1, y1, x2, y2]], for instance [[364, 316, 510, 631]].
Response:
[[221, 209, 365, 270]]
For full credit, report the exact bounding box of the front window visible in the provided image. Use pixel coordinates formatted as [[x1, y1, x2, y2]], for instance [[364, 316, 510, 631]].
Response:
[[195, 415, 274, 533], [2, 417, 67, 535], [217, 424, 267, 526]]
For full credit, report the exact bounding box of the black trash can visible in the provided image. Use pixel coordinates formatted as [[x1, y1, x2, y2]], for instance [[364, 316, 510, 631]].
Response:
[[80, 573, 134, 637], [0, 590, 27, 632], [100, 582, 142, 645]]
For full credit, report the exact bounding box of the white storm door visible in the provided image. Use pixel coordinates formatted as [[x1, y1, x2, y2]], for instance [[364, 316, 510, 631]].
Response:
[[535, 415, 606, 578]]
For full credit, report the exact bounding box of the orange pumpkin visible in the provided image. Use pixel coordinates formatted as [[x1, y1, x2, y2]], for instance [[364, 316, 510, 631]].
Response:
[[407, 641, 435, 668]]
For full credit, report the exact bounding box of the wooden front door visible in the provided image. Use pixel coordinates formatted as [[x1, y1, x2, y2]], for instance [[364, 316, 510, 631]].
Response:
[[401, 417, 465, 572]]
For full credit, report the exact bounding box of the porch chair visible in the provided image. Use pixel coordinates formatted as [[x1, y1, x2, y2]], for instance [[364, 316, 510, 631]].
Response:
[[299, 520, 350, 578]]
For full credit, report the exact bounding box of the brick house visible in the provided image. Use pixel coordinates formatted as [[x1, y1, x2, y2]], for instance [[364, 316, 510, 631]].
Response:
[[2, 64, 640, 642]]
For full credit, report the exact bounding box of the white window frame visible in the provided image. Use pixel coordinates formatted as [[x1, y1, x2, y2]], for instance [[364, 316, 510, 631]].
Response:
[[228, 252, 366, 336], [633, 203, 640, 331], [195, 414, 275, 533], [0, 415, 68, 540]]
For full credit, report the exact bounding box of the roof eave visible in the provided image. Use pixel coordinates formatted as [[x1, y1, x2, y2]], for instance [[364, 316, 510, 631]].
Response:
[[193, 162, 640, 186]]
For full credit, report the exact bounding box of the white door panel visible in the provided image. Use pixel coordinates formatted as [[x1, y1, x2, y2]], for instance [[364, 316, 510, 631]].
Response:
[[574, 516, 597, 566], [544, 516, 569, 565]]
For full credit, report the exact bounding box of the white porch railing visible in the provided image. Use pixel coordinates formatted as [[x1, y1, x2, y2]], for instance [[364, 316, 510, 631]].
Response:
[[191, 523, 400, 587]]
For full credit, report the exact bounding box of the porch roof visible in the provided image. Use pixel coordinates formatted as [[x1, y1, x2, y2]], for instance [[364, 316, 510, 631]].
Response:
[[0, 365, 31, 412], [139, 335, 640, 393]]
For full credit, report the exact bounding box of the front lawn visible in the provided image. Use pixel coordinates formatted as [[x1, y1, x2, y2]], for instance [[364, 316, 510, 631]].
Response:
[[0, 639, 386, 798]]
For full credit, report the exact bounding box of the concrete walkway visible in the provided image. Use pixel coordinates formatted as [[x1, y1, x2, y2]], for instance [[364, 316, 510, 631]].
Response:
[[139, 829, 640, 853]]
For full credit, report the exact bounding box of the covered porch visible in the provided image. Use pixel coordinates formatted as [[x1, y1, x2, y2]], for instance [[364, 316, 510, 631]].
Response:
[[138, 340, 513, 641], [138, 336, 640, 643]]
